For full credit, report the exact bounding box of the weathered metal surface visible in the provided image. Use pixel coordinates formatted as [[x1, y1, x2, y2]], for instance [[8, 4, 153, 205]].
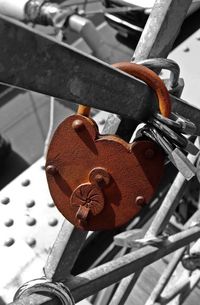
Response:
[[8, 225, 200, 305], [133, 0, 193, 61], [0, 15, 200, 133], [145, 209, 200, 305], [109, 138, 200, 304], [46, 113, 164, 230], [44, 221, 87, 281]]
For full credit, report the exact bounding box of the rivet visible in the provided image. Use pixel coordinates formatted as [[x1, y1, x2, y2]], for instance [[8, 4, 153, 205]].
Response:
[[1, 197, 10, 205], [26, 237, 36, 247], [47, 202, 55, 208], [48, 217, 58, 227], [4, 219, 14, 227], [46, 165, 58, 176], [72, 119, 84, 131], [94, 174, 105, 186], [183, 47, 190, 52], [145, 148, 155, 159], [99, 118, 105, 125], [4, 237, 15, 247], [22, 179, 30, 187], [135, 196, 145, 207], [26, 200, 35, 208], [26, 217, 36, 226]]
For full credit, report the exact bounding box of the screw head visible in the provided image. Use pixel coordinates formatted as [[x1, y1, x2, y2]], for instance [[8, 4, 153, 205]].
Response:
[[135, 196, 145, 207], [72, 119, 85, 131], [46, 165, 58, 176], [145, 149, 155, 159]]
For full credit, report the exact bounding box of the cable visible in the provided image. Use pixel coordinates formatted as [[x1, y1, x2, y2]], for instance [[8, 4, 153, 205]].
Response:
[[43, 96, 55, 158]]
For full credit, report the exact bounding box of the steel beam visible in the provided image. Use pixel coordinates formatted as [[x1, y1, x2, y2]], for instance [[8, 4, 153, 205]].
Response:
[[0, 15, 200, 133]]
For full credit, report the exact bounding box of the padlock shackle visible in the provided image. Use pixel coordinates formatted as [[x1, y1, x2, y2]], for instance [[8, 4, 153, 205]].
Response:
[[77, 61, 171, 118], [112, 62, 171, 117], [77, 105, 90, 117]]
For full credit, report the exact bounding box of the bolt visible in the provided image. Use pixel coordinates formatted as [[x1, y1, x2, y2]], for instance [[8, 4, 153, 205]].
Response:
[[46, 165, 58, 175], [145, 148, 155, 159], [72, 119, 85, 131], [4, 219, 14, 227], [4, 237, 15, 247], [135, 196, 146, 207]]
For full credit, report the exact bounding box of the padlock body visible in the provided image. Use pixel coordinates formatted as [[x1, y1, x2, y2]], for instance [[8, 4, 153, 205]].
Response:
[[46, 114, 165, 231]]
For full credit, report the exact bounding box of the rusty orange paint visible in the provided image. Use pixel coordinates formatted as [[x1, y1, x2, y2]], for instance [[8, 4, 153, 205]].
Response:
[[46, 114, 165, 231], [46, 62, 170, 230]]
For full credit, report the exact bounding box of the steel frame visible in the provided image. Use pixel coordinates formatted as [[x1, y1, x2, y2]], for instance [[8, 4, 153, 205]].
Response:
[[1, 0, 200, 304]]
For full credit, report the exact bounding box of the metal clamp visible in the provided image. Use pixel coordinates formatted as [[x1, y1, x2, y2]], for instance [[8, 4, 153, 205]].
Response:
[[14, 278, 75, 305]]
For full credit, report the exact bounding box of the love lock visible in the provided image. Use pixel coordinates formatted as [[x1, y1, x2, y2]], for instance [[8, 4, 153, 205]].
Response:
[[45, 62, 171, 231]]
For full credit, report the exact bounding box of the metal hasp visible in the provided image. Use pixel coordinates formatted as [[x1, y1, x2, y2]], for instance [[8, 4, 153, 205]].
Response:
[[0, 14, 200, 133]]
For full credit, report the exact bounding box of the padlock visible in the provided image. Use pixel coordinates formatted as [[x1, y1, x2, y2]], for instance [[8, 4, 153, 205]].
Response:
[[45, 62, 171, 231]]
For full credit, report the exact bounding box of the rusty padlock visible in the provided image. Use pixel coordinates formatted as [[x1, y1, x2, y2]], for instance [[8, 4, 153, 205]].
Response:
[[45, 62, 171, 231]]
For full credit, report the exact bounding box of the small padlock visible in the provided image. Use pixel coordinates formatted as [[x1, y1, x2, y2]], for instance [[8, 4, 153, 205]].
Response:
[[45, 62, 171, 231]]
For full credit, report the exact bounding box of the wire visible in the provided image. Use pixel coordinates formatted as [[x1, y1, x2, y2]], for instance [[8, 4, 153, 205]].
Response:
[[79, 6, 144, 16], [43, 96, 55, 158], [60, 0, 101, 8]]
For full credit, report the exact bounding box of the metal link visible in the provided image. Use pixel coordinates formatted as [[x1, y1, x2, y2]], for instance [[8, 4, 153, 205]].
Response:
[[14, 278, 75, 305], [150, 118, 199, 155], [155, 112, 196, 135], [137, 58, 180, 89]]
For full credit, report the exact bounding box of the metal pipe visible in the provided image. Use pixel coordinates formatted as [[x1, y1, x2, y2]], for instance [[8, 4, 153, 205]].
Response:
[[0, 0, 28, 20]]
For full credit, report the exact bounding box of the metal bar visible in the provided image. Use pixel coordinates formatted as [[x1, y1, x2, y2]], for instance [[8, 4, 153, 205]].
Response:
[[159, 234, 200, 304], [133, 0, 193, 61], [169, 273, 200, 305], [145, 248, 185, 305], [44, 220, 87, 281], [158, 272, 200, 304], [0, 15, 200, 133], [109, 272, 140, 305], [8, 226, 200, 305], [108, 140, 199, 305], [145, 140, 199, 238], [64, 226, 200, 301], [145, 209, 200, 305]]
